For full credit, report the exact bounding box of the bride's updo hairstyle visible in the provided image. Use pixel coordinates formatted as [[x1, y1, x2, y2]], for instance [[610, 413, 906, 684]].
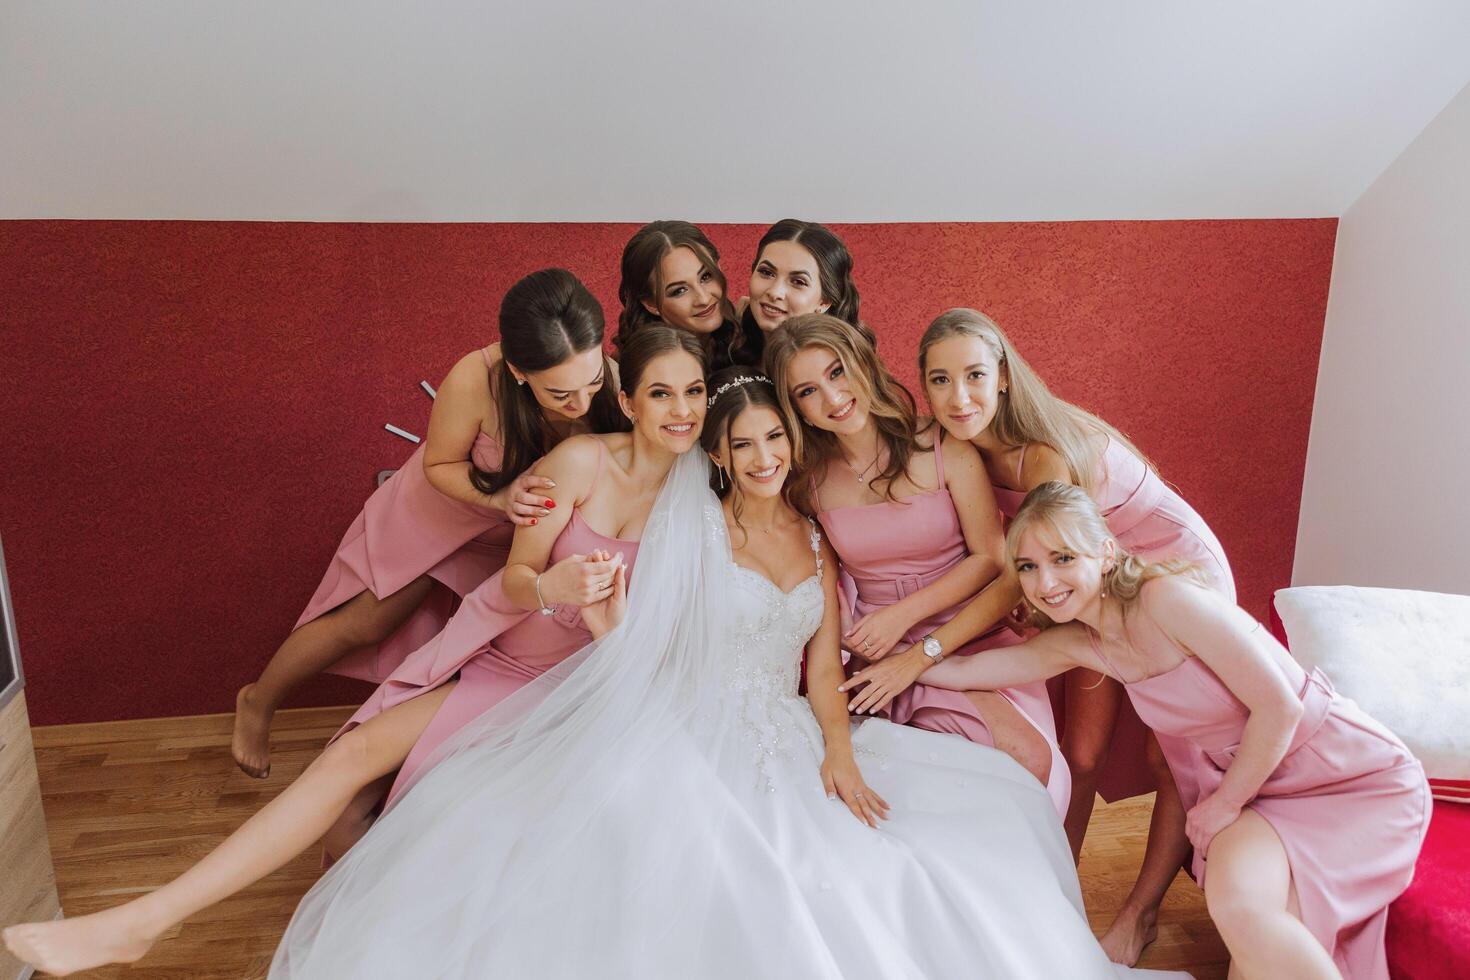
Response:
[[918, 308, 1148, 492], [764, 312, 918, 515], [1007, 481, 1204, 629], [616, 321, 708, 403], [473, 268, 629, 495], [700, 367, 794, 533]]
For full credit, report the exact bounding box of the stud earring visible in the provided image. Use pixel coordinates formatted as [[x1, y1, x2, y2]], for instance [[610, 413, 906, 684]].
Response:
[[516, 378, 525, 387]]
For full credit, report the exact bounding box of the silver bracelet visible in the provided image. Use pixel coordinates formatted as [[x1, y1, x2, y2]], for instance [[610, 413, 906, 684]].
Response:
[[534, 573, 555, 616]]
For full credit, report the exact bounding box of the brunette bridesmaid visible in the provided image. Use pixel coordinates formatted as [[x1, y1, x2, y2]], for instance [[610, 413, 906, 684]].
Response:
[[0, 327, 709, 980], [912, 307, 1233, 963], [231, 269, 626, 778], [615, 219, 759, 370], [856, 482, 1429, 980], [740, 218, 873, 363], [764, 313, 1070, 816]]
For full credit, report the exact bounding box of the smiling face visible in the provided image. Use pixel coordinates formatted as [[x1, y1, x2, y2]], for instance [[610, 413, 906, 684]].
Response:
[[513, 346, 608, 421], [749, 240, 830, 332], [643, 245, 725, 335], [1011, 524, 1115, 624], [922, 333, 1006, 441], [621, 349, 707, 453], [783, 344, 867, 436], [713, 404, 790, 500]]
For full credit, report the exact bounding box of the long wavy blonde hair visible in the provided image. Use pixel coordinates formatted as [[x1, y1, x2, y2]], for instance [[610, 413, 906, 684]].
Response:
[[763, 313, 919, 515], [919, 308, 1151, 492], [1007, 482, 1204, 629]]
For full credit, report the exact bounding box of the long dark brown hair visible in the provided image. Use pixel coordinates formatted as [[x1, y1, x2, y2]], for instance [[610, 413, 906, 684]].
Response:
[[741, 219, 874, 351], [616, 322, 708, 399], [615, 220, 755, 371], [699, 367, 794, 542], [471, 269, 629, 495], [763, 313, 919, 515]]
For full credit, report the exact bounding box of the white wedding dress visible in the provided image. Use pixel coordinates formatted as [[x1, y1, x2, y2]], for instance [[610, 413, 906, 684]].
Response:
[[271, 454, 1186, 978]]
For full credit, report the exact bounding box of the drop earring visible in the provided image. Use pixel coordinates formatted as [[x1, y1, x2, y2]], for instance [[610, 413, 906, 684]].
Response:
[[717, 466, 726, 490]]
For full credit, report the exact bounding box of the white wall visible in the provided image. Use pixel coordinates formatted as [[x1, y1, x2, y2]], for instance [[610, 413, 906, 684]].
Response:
[[3, 1, 1469, 221], [1293, 80, 1470, 594]]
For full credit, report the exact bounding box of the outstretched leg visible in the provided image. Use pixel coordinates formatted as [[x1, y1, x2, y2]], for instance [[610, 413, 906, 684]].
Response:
[[233, 575, 435, 777], [5, 683, 454, 978], [1204, 808, 1338, 979]]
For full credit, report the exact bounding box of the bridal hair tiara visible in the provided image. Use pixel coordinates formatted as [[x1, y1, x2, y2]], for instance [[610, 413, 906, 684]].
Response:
[[707, 374, 772, 407]]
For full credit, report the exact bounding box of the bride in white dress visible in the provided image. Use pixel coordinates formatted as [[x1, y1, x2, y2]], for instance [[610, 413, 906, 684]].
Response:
[[5, 365, 1186, 978], [267, 370, 1183, 978]]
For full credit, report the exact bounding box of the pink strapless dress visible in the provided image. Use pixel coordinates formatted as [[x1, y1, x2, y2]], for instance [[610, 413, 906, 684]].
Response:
[[818, 448, 1070, 818], [993, 435, 1235, 802], [295, 349, 514, 683], [336, 445, 639, 808], [1088, 608, 1430, 980]]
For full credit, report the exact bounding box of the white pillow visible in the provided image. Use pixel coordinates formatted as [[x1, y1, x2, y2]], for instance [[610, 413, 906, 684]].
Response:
[[1274, 585, 1470, 802]]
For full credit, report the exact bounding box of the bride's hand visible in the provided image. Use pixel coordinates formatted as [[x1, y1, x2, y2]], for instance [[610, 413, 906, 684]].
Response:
[[579, 552, 626, 640], [845, 605, 912, 661], [838, 648, 928, 716], [821, 752, 890, 828]]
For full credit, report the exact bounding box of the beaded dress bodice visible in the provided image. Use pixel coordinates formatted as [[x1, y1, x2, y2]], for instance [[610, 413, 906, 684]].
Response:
[[714, 523, 832, 789]]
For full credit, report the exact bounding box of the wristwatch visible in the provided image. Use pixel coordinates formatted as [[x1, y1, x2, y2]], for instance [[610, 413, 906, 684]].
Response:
[[920, 633, 944, 664]]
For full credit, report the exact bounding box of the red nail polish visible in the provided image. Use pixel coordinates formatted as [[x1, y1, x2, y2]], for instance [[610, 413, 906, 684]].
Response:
[[545, 499, 556, 509], [530, 518, 538, 525]]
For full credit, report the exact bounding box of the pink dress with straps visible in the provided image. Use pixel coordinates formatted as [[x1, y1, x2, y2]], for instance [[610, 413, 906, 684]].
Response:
[[992, 435, 1235, 801], [334, 440, 639, 808], [1087, 601, 1430, 980], [296, 347, 515, 683], [817, 446, 1071, 818]]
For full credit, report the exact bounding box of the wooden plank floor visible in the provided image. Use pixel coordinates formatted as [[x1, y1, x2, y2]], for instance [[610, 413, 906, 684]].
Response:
[[31, 706, 1229, 978]]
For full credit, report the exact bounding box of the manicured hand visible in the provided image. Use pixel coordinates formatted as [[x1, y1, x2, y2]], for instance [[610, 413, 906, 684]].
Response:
[[838, 649, 928, 715], [845, 605, 913, 661], [540, 549, 620, 606], [1185, 791, 1243, 858], [580, 554, 627, 639], [505, 473, 557, 526], [821, 752, 891, 828]]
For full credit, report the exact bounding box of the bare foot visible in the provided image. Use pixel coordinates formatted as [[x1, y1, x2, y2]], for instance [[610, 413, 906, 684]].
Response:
[[3, 907, 158, 977], [1099, 903, 1159, 966], [231, 683, 273, 778]]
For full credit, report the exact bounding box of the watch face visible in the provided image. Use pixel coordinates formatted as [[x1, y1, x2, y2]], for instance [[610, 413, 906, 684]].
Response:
[[923, 636, 941, 658]]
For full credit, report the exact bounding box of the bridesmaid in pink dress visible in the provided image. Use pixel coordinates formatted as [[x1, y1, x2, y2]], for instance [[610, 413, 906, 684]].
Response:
[[763, 313, 1070, 816], [616, 220, 760, 372], [0, 328, 710, 980], [916, 307, 1233, 964], [232, 269, 628, 778], [871, 482, 1430, 980]]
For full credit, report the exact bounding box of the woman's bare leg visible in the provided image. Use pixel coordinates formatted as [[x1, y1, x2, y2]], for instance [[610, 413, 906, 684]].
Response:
[[233, 575, 435, 777], [962, 690, 1052, 787], [1059, 667, 1124, 861], [4, 683, 454, 978], [1205, 809, 1339, 979], [1099, 732, 1189, 965]]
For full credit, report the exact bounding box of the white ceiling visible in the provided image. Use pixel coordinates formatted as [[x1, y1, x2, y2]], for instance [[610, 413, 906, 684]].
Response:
[[3, 1, 1468, 221]]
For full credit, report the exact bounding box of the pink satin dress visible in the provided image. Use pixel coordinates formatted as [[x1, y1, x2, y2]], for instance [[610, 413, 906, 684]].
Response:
[[817, 445, 1070, 818], [336, 440, 639, 808], [295, 347, 514, 683], [1087, 604, 1430, 980], [992, 435, 1234, 801]]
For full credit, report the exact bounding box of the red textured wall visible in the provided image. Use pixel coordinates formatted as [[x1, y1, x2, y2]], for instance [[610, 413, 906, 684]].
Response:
[[0, 219, 1336, 725]]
